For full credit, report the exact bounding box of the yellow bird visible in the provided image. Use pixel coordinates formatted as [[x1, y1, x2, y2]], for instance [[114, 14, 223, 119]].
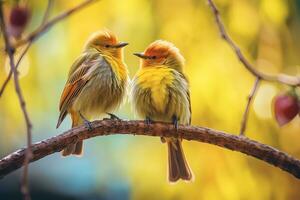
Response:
[[56, 29, 129, 156], [131, 40, 193, 182]]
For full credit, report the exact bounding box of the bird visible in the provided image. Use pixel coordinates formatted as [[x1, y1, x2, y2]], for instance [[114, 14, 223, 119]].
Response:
[[56, 29, 129, 156], [131, 40, 193, 182]]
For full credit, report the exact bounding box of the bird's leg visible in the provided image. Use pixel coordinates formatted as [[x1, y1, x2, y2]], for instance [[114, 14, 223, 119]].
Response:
[[160, 137, 166, 143], [172, 115, 182, 140], [172, 115, 179, 131], [145, 116, 153, 134], [145, 116, 153, 126], [106, 112, 121, 120], [79, 111, 93, 131]]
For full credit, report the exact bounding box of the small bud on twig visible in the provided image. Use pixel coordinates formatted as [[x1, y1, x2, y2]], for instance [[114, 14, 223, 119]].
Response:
[[8, 5, 30, 38], [273, 92, 299, 126]]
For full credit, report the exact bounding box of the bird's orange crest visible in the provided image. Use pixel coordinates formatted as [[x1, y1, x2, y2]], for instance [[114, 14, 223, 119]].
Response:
[[85, 29, 118, 48], [96, 29, 118, 44], [145, 40, 180, 57], [144, 40, 172, 58], [140, 40, 185, 70]]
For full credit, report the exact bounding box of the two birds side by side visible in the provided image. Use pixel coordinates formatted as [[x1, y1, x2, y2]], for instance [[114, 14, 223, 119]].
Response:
[[56, 29, 193, 183]]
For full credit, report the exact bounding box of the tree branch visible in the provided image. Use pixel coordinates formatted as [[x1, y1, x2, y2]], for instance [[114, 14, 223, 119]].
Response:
[[13, 0, 99, 48], [41, 0, 54, 25], [0, 120, 300, 180], [0, 0, 98, 98], [0, 3, 32, 200], [0, 42, 32, 98], [240, 77, 260, 135], [207, 0, 300, 136], [207, 0, 300, 86]]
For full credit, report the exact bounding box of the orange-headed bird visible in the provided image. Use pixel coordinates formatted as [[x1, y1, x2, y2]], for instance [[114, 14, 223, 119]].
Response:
[[131, 40, 193, 182], [57, 30, 129, 156]]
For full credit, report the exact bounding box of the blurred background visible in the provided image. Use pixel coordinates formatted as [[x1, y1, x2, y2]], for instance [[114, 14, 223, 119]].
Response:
[[1, 0, 300, 199]]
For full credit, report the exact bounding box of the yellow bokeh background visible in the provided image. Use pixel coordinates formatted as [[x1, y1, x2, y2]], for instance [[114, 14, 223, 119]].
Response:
[[1, 0, 300, 199]]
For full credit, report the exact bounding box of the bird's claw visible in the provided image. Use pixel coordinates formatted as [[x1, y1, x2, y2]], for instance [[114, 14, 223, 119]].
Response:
[[106, 113, 121, 120], [84, 120, 93, 131], [145, 116, 152, 126], [79, 111, 93, 131], [160, 137, 166, 143], [172, 115, 182, 140], [172, 115, 179, 131]]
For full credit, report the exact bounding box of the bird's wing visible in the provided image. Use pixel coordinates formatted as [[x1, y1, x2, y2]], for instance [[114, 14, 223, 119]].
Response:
[[182, 73, 192, 125], [167, 71, 191, 125], [59, 63, 91, 111], [186, 89, 191, 125], [57, 54, 107, 128], [68, 49, 99, 77]]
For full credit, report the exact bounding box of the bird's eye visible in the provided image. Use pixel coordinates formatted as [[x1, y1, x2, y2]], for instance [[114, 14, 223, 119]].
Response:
[[151, 56, 157, 59], [105, 44, 110, 48]]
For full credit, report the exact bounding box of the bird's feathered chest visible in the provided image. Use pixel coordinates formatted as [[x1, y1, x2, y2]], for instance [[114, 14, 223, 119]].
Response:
[[133, 67, 174, 111], [72, 54, 128, 116], [57, 49, 128, 126], [131, 66, 191, 123]]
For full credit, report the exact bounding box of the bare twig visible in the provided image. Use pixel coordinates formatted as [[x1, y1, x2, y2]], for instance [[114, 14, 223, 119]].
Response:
[[207, 0, 300, 135], [0, 3, 32, 200], [0, 0, 51, 97], [0, 1, 100, 198], [0, 67, 12, 97], [0, 0, 96, 97], [14, 0, 98, 48], [240, 77, 260, 135], [0, 43, 31, 97], [0, 120, 300, 180], [207, 0, 300, 86], [41, 0, 54, 25]]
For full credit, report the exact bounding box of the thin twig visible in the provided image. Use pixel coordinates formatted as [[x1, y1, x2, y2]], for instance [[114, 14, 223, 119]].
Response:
[[0, 43, 31, 97], [207, 0, 300, 137], [0, 0, 51, 98], [207, 0, 300, 86], [240, 77, 260, 135], [14, 0, 98, 48], [0, 1, 99, 198], [16, 43, 32, 68], [41, 0, 54, 25], [0, 68, 12, 97], [0, 3, 32, 200], [0, 0, 96, 97], [0, 120, 300, 180]]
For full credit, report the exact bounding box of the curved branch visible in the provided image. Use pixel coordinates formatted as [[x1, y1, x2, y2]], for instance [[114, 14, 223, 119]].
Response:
[[14, 0, 99, 48], [0, 120, 300, 179], [0, 0, 99, 98], [240, 77, 260, 135], [207, 0, 300, 86], [0, 3, 33, 199]]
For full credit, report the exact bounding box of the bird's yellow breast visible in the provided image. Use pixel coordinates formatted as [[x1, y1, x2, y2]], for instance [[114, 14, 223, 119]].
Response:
[[102, 54, 128, 84], [135, 66, 175, 112]]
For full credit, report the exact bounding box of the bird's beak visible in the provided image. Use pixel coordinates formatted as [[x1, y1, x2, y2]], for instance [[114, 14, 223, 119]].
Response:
[[133, 52, 149, 59], [114, 42, 129, 48]]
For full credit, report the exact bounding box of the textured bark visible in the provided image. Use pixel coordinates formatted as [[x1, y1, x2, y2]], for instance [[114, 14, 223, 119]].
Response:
[[0, 119, 300, 179]]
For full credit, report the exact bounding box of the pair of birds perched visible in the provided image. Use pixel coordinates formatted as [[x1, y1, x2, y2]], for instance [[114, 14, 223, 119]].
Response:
[[56, 29, 193, 183]]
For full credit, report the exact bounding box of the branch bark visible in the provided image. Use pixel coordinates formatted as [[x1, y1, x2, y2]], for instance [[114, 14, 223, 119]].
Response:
[[0, 120, 300, 179]]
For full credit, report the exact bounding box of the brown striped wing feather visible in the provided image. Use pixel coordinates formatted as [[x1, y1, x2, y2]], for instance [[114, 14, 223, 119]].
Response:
[[56, 58, 99, 128]]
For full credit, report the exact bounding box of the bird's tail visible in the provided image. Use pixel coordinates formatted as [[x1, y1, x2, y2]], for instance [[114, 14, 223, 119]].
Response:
[[61, 140, 83, 157], [56, 110, 67, 129], [61, 111, 84, 157], [167, 139, 193, 182]]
